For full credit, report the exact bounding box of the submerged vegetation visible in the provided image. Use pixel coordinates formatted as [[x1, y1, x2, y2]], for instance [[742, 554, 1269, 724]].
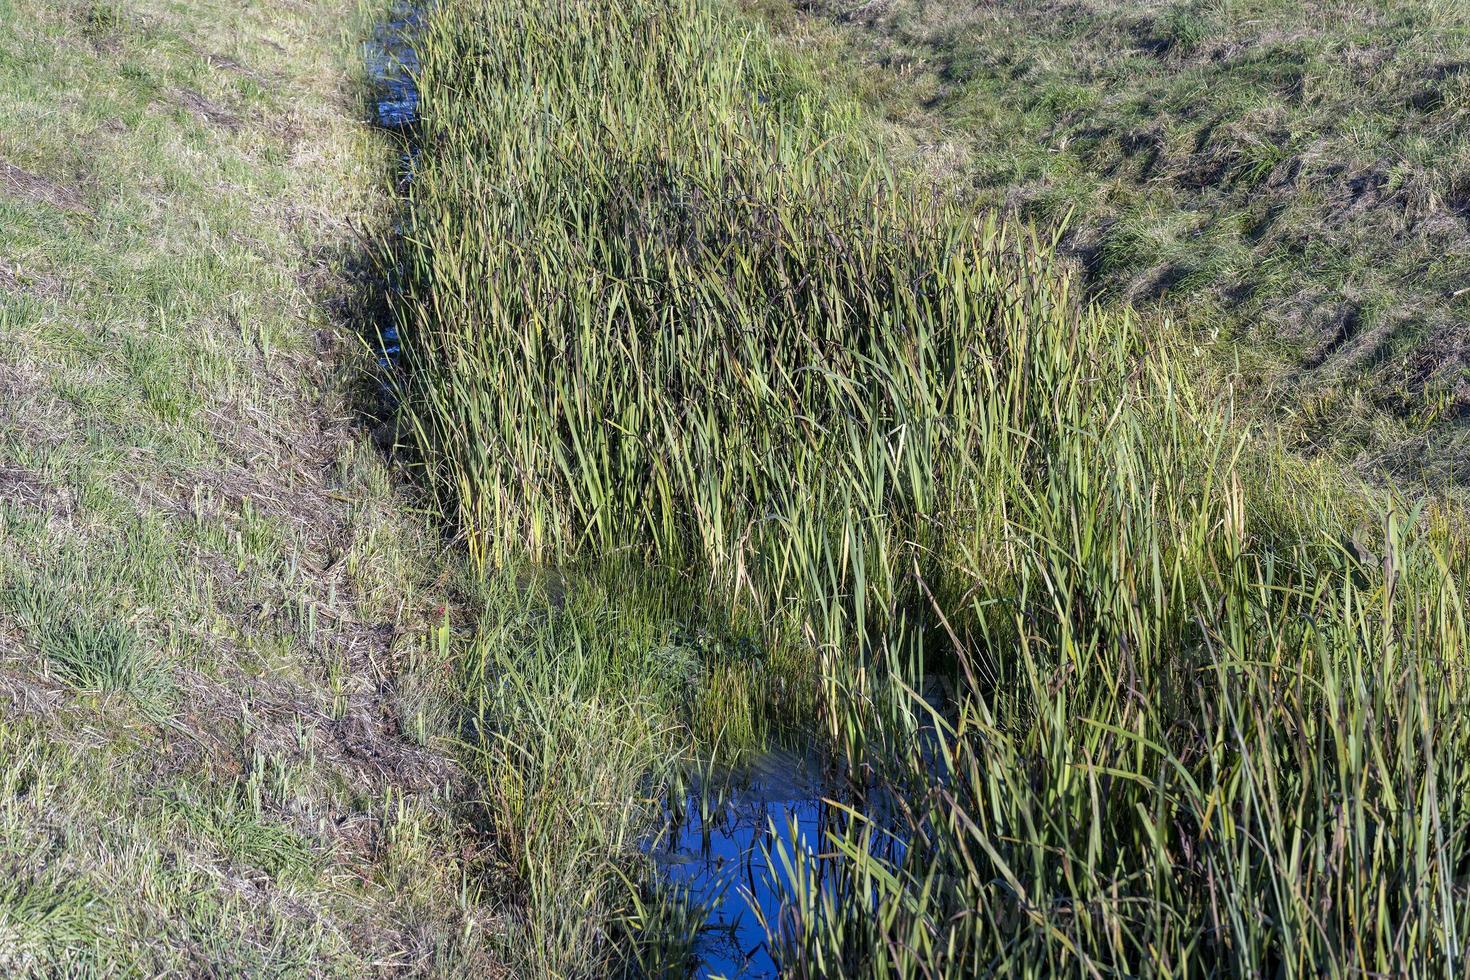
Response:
[[389, 0, 1470, 975]]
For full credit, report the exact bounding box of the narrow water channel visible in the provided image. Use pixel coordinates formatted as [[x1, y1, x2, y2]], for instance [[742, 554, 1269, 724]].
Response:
[[364, 18, 910, 977], [366, 10, 421, 132], [651, 748, 831, 978]]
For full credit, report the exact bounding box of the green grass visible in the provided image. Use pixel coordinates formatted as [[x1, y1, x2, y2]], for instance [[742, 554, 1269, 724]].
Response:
[[457, 571, 687, 975], [749, 0, 1470, 482], [390, 0, 1470, 975], [0, 0, 493, 974], [7, 0, 1468, 974]]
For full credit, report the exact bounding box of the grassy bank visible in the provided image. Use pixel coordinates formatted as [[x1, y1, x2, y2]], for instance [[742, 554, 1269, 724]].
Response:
[[393, 0, 1470, 975], [749, 0, 1470, 482], [0, 1, 493, 974]]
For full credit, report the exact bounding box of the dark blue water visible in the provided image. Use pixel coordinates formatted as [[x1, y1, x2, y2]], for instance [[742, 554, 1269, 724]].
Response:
[[365, 9, 425, 378], [366, 11, 422, 131], [651, 748, 831, 978], [654, 684, 945, 977]]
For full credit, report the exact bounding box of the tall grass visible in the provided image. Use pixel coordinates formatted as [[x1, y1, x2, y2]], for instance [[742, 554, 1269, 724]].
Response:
[[459, 573, 685, 975], [765, 498, 1470, 976], [389, 0, 1470, 974]]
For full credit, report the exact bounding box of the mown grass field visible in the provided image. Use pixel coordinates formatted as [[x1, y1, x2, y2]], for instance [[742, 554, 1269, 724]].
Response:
[[0, 1, 495, 975], [751, 0, 1470, 481], [389, 0, 1470, 976]]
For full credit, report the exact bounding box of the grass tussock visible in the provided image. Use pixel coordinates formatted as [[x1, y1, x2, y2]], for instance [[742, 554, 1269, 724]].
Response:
[[391, 0, 1470, 975], [459, 574, 688, 975]]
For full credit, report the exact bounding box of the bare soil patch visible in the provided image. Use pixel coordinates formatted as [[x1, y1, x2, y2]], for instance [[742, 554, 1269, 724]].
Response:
[[172, 87, 241, 130], [196, 47, 271, 85], [0, 259, 63, 298], [0, 160, 89, 214], [0, 466, 76, 518]]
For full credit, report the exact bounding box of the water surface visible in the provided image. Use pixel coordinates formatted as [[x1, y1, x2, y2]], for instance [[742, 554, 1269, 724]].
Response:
[[653, 747, 833, 978]]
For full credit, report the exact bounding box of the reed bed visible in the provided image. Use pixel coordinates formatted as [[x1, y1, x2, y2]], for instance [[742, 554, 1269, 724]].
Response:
[[390, 0, 1470, 974]]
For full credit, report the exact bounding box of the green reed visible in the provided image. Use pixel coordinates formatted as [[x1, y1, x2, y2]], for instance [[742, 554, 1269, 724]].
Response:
[[395, 0, 1123, 682], [390, 0, 1470, 974]]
